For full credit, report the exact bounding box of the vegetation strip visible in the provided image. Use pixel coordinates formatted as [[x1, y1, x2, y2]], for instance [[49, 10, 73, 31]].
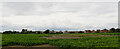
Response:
[[2, 33, 119, 48]]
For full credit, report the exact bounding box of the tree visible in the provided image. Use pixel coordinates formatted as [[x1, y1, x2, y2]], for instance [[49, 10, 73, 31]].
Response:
[[78, 31, 84, 33], [64, 30, 68, 33], [56, 30, 63, 34], [12, 31, 19, 34], [21, 29, 28, 34], [116, 28, 120, 32], [59, 30, 63, 34], [50, 30, 55, 34], [3, 31, 12, 34], [96, 29, 100, 33], [44, 29, 50, 34], [109, 28, 116, 33], [27, 31, 33, 34], [36, 31, 42, 34], [22, 29, 27, 32]]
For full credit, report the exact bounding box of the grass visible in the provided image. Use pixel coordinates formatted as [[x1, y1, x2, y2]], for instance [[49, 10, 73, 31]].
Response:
[[49, 36, 119, 47], [0, 34, 2, 46], [2, 34, 51, 46], [2, 33, 120, 48]]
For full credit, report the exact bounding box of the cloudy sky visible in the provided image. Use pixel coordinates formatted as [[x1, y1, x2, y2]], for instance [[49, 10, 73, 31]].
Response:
[[0, 0, 119, 2], [1, 2, 118, 31]]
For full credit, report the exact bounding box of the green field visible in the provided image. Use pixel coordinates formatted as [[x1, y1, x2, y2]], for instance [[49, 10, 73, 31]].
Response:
[[2, 33, 120, 48]]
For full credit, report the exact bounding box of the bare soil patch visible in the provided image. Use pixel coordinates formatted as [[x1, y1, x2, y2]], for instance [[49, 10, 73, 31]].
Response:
[[31, 44, 58, 47], [40, 34, 118, 39], [95, 35, 119, 37], [40, 37, 82, 39]]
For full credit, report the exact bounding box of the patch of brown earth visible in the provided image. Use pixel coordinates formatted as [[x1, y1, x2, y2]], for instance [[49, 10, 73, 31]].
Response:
[[95, 35, 119, 37], [40, 37, 82, 39], [52, 34, 81, 37], [31, 44, 58, 47], [40, 35, 118, 39]]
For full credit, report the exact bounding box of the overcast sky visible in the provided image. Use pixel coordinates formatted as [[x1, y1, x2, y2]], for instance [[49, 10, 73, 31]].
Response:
[[0, 0, 120, 2], [1, 2, 118, 31]]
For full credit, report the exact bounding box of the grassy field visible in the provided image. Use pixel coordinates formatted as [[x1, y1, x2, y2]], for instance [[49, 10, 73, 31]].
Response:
[[2, 33, 120, 48], [0, 34, 1, 46]]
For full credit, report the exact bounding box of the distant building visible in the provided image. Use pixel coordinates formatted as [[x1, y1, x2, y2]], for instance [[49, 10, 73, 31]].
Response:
[[96, 29, 101, 33], [100, 29, 109, 33], [84, 30, 92, 33]]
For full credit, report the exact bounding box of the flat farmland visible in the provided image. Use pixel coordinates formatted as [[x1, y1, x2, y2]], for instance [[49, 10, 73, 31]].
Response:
[[1, 33, 120, 49]]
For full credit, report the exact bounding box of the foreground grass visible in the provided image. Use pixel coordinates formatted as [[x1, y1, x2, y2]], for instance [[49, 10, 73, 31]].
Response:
[[0, 34, 2, 46], [49, 36, 119, 47], [2, 33, 120, 48], [2, 34, 51, 46]]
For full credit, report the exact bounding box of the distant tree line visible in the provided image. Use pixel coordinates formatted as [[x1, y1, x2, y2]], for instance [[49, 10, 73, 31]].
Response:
[[3, 29, 63, 34], [109, 28, 120, 33], [2, 28, 120, 34]]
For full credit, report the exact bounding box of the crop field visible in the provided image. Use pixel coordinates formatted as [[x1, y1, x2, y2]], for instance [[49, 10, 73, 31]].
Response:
[[1, 33, 120, 49]]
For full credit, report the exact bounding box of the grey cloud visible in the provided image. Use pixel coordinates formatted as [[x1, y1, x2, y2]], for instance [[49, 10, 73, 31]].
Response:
[[2, 2, 117, 17], [3, 2, 116, 15], [2, 2, 118, 31], [3, 2, 35, 16]]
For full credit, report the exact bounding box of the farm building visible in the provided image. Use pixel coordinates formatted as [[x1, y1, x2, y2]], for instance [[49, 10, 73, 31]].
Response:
[[100, 29, 109, 33]]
